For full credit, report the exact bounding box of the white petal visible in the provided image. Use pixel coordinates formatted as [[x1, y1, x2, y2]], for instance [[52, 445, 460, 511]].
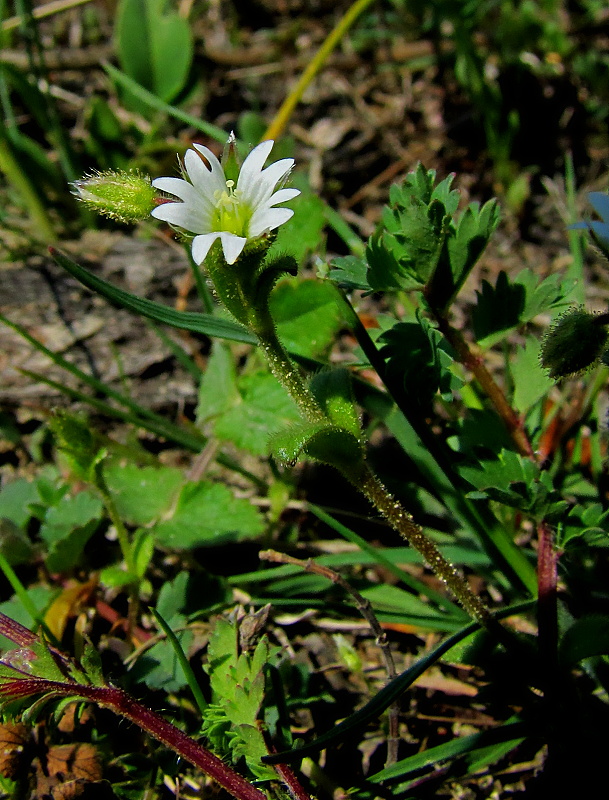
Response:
[[192, 232, 221, 264], [241, 158, 295, 208], [248, 206, 294, 238], [186, 146, 226, 196], [152, 177, 200, 204], [219, 232, 247, 264], [266, 187, 300, 206], [237, 141, 274, 195], [151, 201, 212, 233]]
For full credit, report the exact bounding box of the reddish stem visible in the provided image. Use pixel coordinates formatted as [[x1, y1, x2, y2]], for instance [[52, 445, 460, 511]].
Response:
[[0, 679, 265, 800], [537, 521, 559, 686]]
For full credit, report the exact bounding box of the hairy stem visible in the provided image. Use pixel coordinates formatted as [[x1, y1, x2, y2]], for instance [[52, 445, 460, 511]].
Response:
[[251, 310, 498, 632], [348, 464, 493, 626], [0, 679, 266, 800]]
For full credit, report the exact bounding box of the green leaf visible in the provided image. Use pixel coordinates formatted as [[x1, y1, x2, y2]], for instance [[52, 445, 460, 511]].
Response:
[[38, 490, 102, 546], [559, 614, 609, 667], [51, 248, 256, 345], [473, 269, 573, 348], [103, 462, 184, 526], [559, 503, 609, 549], [271, 278, 344, 358], [378, 317, 459, 409], [367, 166, 457, 292], [360, 583, 462, 627], [45, 520, 99, 574], [0, 586, 58, 652], [272, 188, 326, 264], [115, 0, 193, 106], [270, 420, 364, 472], [510, 336, 553, 413], [0, 478, 40, 529], [202, 616, 278, 780], [131, 529, 155, 579], [153, 482, 264, 549], [131, 572, 216, 692], [132, 614, 192, 692], [435, 198, 500, 308], [0, 519, 35, 567], [460, 449, 568, 520], [196, 342, 240, 427], [328, 255, 370, 290], [309, 368, 361, 437], [214, 371, 301, 456]]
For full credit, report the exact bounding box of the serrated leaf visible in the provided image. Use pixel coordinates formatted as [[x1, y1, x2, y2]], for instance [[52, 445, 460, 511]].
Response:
[[438, 199, 500, 307], [460, 449, 567, 519], [132, 614, 192, 691], [45, 519, 99, 574], [328, 256, 370, 290], [510, 336, 553, 413], [473, 269, 572, 348], [103, 462, 184, 526], [214, 371, 301, 456], [559, 504, 609, 549], [378, 317, 459, 409], [153, 482, 264, 549], [271, 278, 344, 358]]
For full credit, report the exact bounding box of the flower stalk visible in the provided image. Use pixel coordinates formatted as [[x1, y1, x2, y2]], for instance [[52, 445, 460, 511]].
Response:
[[149, 135, 496, 630]]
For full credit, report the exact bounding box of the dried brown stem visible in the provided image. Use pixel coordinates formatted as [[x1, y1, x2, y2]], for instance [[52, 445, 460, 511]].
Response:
[[260, 549, 400, 765]]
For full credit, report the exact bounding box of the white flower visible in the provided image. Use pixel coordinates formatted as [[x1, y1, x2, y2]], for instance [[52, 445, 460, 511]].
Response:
[[151, 139, 300, 265]]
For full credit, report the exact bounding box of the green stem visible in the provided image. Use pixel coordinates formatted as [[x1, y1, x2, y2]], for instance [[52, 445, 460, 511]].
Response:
[[94, 466, 133, 573], [250, 307, 497, 631], [251, 310, 326, 424], [346, 464, 493, 626], [94, 464, 139, 641]]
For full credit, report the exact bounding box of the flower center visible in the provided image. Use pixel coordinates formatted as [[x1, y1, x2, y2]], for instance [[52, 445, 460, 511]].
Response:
[[212, 180, 250, 236]]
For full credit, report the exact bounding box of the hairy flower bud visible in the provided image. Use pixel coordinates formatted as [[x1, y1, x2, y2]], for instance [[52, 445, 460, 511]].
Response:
[[540, 307, 609, 379], [72, 170, 157, 223]]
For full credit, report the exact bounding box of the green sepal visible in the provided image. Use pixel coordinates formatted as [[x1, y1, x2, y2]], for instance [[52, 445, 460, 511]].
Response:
[[252, 253, 298, 308], [271, 420, 364, 472], [309, 368, 362, 437], [205, 238, 273, 325]]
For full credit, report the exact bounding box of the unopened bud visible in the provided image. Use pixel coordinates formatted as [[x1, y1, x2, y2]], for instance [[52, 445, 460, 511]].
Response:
[[221, 132, 241, 184], [72, 170, 156, 223], [540, 307, 609, 379]]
